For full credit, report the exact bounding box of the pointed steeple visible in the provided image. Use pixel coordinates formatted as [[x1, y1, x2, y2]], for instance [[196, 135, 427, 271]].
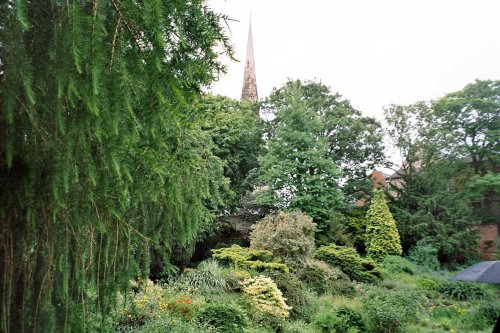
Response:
[[241, 18, 258, 102]]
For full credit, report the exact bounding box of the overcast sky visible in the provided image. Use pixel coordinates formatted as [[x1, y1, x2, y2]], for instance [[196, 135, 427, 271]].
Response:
[[207, 0, 500, 121]]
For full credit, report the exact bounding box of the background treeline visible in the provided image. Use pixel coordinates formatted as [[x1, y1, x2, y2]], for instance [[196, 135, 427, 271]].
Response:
[[1, 1, 498, 332]]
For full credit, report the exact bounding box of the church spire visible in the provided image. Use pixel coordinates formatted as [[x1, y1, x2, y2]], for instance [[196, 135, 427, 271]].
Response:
[[241, 18, 258, 102]]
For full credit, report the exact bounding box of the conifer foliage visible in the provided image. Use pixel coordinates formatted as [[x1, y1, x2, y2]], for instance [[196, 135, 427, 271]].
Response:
[[0, 1, 231, 332], [365, 190, 403, 261]]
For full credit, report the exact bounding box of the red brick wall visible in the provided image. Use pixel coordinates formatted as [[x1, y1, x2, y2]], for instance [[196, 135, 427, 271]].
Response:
[[478, 224, 498, 260]]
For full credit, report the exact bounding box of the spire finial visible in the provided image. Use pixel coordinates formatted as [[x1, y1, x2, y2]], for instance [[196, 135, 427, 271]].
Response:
[[241, 17, 258, 102]]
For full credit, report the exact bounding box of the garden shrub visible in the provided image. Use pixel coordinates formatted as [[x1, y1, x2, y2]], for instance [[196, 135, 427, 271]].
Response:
[[408, 240, 440, 270], [416, 277, 440, 293], [196, 303, 249, 333], [329, 279, 358, 297], [312, 307, 364, 333], [117, 314, 219, 333], [437, 280, 488, 301], [382, 255, 416, 275], [266, 271, 317, 320], [346, 207, 368, 254], [117, 279, 170, 327], [365, 190, 402, 261], [250, 211, 316, 262], [461, 301, 500, 331], [282, 320, 316, 333], [165, 297, 197, 320], [315, 244, 382, 283], [241, 275, 292, 318], [362, 287, 423, 333], [293, 258, 349, 295], [211, 245, 288, 272], [116, 279, 203, 328], [179, 259, 228, 292]]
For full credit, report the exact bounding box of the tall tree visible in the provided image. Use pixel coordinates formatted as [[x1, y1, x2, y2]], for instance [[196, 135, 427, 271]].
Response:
[[255, 80, 344, 233], [383, 90, 490, 263], [0, 1, 231, 332], [262, 80, 385, 203], [424, 80, 500, 175], [387, 162, 479, 263], [198, 95, 263, 211]]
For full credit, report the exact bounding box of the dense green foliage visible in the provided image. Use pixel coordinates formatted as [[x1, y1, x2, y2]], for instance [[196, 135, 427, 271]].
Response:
[[315, 244, 382, 283], [362, 288, 422, 333], [423, 80, 500, 175], [384, 80, 499, 263], [254, 80, 344, 232], [199, 95, 263, 211], [254, 80, 385, 234], [0, 1, 232, 331], [387, 161, 479, 263], [381, 255, 416, 275], [261, 80, 385, 201], [115, 256, 500, 333], [250, 211, 316, 262], [196, 303, 249, 333], [407, 240, 441, 271], [365, 190, 402, 260], [294, 258, 348, 295]]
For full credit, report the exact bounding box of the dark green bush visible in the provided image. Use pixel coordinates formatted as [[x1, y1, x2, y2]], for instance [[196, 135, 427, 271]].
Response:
[[461, 301, 500, 331], [315, 244, 382, 283], [196, 303, 249, 333], [333, 305, 366, 332], [437, 281, 488, 301], [293, 258, 348, 295], [118, 315, 219, 333], [329, 280, 358, 297], [312, 307, 364, 333], [408, 240, 440, 270], [382, 255, 416, 275], [363, 288, 423, 333]]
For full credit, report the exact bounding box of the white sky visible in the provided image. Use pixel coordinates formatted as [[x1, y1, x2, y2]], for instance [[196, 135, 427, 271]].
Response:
[[207, 0, 500, 121]]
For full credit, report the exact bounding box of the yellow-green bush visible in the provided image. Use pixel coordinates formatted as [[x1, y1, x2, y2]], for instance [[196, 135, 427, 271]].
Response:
[[315, 244, 382, 283], [241, 275, 292, 318], [116, 279, 201, 327], [365, 190, 402, 261], [211, 245, 288, 272]]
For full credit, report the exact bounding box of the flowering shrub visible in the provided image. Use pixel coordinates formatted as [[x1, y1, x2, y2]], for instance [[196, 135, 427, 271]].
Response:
[[166, 297, 196, 320], [241, 275, 292, 318], [117, 279, 199, 327], [117, 279, 170, 326]]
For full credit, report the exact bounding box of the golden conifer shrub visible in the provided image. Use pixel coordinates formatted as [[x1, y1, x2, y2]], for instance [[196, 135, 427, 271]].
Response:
[[241, 275, 292, 318]]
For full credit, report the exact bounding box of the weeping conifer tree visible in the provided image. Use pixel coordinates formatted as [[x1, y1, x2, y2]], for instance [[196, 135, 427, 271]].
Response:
[[0, 1, 232, 332]]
